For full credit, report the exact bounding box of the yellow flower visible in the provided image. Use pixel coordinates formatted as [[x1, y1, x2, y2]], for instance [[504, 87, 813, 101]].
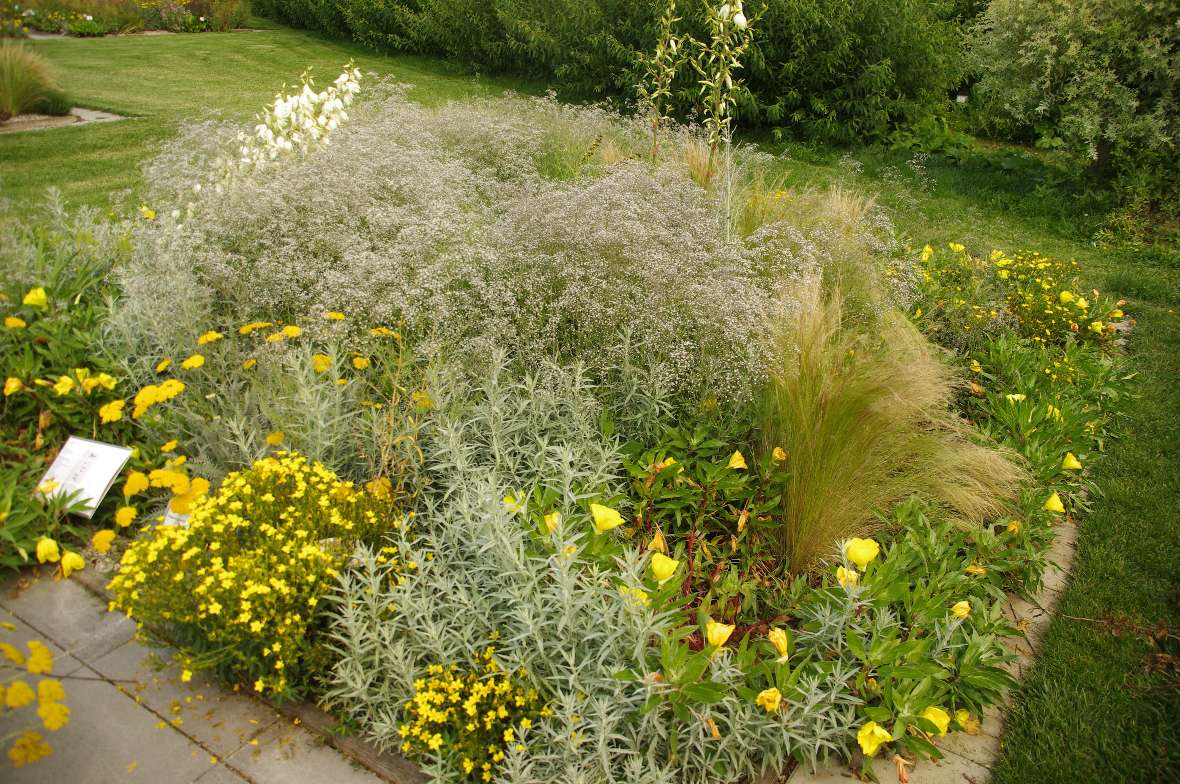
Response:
[[36, 537, 60, 564], [956, 709, 980, 734], [238, 321, 273, 335], [1088, 320, 1105, 335], [4, 315, 26, 329], [180, 353, 205, 370], [37, 679, 64, 705], [22, 287, 48, 309], [370, 326, 399, 337], [835, 566, 858, 588], [6, 679, 35, 708], [282, 325, 302, 338], [197, 330, 224, 345], [1059, 290, 1075, 304], [589, 503, 624, 534], [649, 529, 667, 553], [1062, 452, 1083, 471], [649, 552, 679, 585], [312, 354, 333, 374], [91, 529, 116, 554], [768, 446, 787, 463], [965, 563, 988, 576], [951, 600, 971, 619], [857, 721, 892, 757], [139, 204, 157, 221], [921, 244, 934, 261], [265, 431, 285, 446], [503, 494, 523, 513], [705, 618, 735, 648], [52, 375, 75, 396], [36, 479, 59, 496], [1046, 404, 1062, 421], [181, 669, 193, 683], [161, 439, 178, 452], [26, 641, 52, 674], [1109, 309, 1124, 319], [1007, 519, 1021, 535], [727, 450, 747, 470], [37, 701, 70, 731], [1005, 393, 1026, 403], [60, 551, 85, 578], [242, 358, 257, 370], [844, 538, 880, 570], [155, 358, 172, 373], [1044, 491, 1065, 513], [99, 399, 125, 424], [755, 687, 782, 714], [543, 511, 561, 533], [4, 377, 23, 396], [324, 311, 346, 321], [767, 627, 789, 661], [1075, 297, 1089, 309], [969, 359, 982, 373], [352, 356, 371, 370], [8, 730, 52, 767], [921, 706, 950, 737], [123, 471, 149, 498]]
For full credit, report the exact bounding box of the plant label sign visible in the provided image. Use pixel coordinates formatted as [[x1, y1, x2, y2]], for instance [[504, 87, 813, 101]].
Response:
[[38, 436, 133, 519]]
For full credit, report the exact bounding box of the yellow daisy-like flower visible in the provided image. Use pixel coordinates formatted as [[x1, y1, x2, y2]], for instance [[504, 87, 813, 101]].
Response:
[[91, 529, 116, 554], [352, 356, 371, 370], [5, 315, 26, 329], [197, 330, 224, 345], [99, 399, 125, 424], [26, 641, 53, 674], [312, 354, 333, 374], [238, 321, 273, 335], [37, 700, 70, 731], [324, 311, 346, 321], [37, 679, 64, 705], [6, 679, 35, 708], [155, 358, 172, 373], [123, 471, 149, 498], [281, 325, 302, 338], [242, 358, 257, 370], [160, 439, 178, 453], [265, 431, 285, 446], [180, 353, 205, 370], [8, 730, 52, 767]]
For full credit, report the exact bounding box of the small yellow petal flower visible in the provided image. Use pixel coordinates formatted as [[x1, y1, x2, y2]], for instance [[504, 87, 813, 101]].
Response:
[[99, 399, 125, 424], [836, 566, 858, 588], [181, 670, 193, 683], [705, 618, 735, 648], [161, 439, 178, 453], [197, 331, 224, 345], [921, 706, 950, 737], [1059, 290, 1075, 304], [503, 494, 523, 513], [312, 354, 332, 374], [543, 511, 561, 533], [844, 538, 880, 570], [1062, 452, 1083, 471], [589, 503, 624, 534], [969, 359, 982, 373], [948, 242, 965, 253], [1007, 519, 1022, 535], [37, 679, 64, 705], [727, 450, 747, 470], [91, 529, 116, 554], [37, 700, 70, 731], [155, 358, 172, 373], [921, 244, 934, 261], [4, 377, 24, 396], [767, 627, 789, 661], [755, 687, 782, 714], [1043, 491, 1065, 513], [324, 311, 346, 321], [123, 471, 149, 498], [352, 356, 371, 370], [951, 600, 971, 619], [6, 679, 35, 708], [965, 563, 988, 576], [180, 354, 205, 370], [265, 431, 285, 446], [60, 551, 85, 578], [772, 446, 787, 462], [857, 721, 892, 757], [35, 538, 60, 564], [22, 287, 48, 309], [242, 358, 257, 370], [5, 316, 26, 329], [649, 552, 679, 585], [281, 325, 302, 338]]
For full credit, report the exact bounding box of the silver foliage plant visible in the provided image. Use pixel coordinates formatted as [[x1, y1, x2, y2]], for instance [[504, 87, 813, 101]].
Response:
[[327, 358, 859, 783], [116, 87, 905, 411]]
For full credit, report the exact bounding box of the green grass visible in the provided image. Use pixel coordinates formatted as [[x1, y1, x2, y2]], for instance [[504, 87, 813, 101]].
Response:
[[3, 20, 1178, 783]]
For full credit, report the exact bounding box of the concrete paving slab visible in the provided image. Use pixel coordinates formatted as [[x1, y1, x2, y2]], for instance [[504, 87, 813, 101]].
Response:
[[222, 716, 386, 784], [1, 572, 135, 660], [789, 748, 992, 784], [192, 763, 251, 783], [1, 605, 89, 678]]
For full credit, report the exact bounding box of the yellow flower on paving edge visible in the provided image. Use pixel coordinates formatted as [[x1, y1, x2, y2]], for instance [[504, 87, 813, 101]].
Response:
[[589, 503, 624, 534], [956, 709, 981, 735], [114, 506, 136, 528], [99, 399, 125, 424], [857, 721, 892, 757], [4, 377, 23, 396], [60, 551, 85, 578], [921, 706, 950, 737], [37, 678, 63, 705], [22, 287, 47, 309], [705, 618, 735, 648], [312, 354, 332, 374], [836, 566, 858, 588], [265, 431, 285, 446], [844, 538, 880, 570], [8, 730, 52, 767], [35, 537, 60, 564], [951, 600, 971, 619], [5, 315, 26, 329], [649, 552, 679, 585], [91, 529, 116, 555], [37, 700, 70, 731], [727, 450, 747, 470], [1062, 452, 1083, 470], [755, 687, 782, 714], [180, 353, 205, 370], [1044, 491, 1065, 513], [123, 471, 149, 498], [768, 627, 789, 661], [26, 641, 53, 674], [6, 679, 35, 708]]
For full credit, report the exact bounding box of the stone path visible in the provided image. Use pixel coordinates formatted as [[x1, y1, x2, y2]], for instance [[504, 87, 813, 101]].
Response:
[[0, 572, 384, 784]]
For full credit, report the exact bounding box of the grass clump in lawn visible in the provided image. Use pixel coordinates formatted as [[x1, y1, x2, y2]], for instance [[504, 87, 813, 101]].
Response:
[[0, 41, 68, 122]]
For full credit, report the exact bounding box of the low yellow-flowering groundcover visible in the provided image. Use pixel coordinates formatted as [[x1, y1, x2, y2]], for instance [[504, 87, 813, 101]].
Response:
[[0, 66, 1134, 782]]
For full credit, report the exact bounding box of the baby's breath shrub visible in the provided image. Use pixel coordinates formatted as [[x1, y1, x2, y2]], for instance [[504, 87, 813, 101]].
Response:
[[110, 451, 401, 698]]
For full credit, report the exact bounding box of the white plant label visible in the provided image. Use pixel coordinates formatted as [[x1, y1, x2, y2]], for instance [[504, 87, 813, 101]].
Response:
[[38, 436, 133, 519]]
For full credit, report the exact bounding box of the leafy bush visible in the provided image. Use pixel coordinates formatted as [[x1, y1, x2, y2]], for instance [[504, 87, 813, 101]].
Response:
[[0, 40, 59, 120], [969, 0, 1180, 214], [110, 451, 399, 697]]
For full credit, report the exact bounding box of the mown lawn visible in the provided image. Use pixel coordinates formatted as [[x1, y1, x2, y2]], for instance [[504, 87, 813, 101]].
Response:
[[3, 19, 1178, 783]]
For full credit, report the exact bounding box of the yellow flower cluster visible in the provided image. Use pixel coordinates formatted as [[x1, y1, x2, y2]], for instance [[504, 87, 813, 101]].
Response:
[[992, 250, 1117, 345], [109, 452, 400, 697], [1, 631, 68, 768], [398, 647, 547, 782]]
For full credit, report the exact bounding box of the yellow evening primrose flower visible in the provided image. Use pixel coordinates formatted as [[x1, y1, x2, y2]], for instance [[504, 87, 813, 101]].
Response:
[[311, 354, 333, 374], [197, 331, 224, 345], [1075, 297, 1089, 309], [755, 687, 782, 714], [845, 538, 880, 570], [1044, 491, 1065, 513], [857, 721, 892, 757], [1062, 452, 1083, 470], [242, 358, 257, 370], [706, 618, 735, 648], [6, 679, 35, 708], [4, 377, 23, 396], [951, 600, 971, 619], [956, 709, 981, 734], [1059, 290, 1075, 304], [265, 431, 285, 446], [5, 315, 26, 329], [52, 375, 74, 396], [324, 311, 346, 321], [1088, 320, 1105, 335], [649, 529, 668, 553], [155, 358, 172, 373], [1005, 393, 1026, 403], [1110, 309, 1124, 319], [948, 242, 965, 253], [965, 563, 988, 576], [1046, 404, 1062, 421], [503, 495, 523, 513], [35, 537, 60, 564], [589, 503, 624, 534], [60, 551, 85, 578], [772, 446, 787, 462], [37, 700, 70, 731], [835, 566, 858, 588], [99, 399, 125, 424], [180, 354, 205, 370], [727, 450, 747, 470], [22, 287, 48, 309], [768, 627, 789, 661], [281, 325, 302, 338], [123, 471, 149, 498], [921, 706, 950, 737], [352, 356, 371, 370], [649, 552, 679, 585], [91, 529, 116, 554], [543, 511, 561, 533], [921, 244, 934, 262]]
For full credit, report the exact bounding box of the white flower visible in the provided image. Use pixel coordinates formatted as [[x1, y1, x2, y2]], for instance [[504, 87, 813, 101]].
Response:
[[733, 12, 747, 29]]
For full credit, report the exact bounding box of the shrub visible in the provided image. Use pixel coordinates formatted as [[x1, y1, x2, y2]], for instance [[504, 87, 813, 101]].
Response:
[[0, 40, 58, 121], [758, 282, 1026, 573], [109, 451, 400, 698]]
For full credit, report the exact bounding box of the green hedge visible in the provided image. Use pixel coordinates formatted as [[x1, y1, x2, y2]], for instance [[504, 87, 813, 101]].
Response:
[[253, 0, 962, 143]]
